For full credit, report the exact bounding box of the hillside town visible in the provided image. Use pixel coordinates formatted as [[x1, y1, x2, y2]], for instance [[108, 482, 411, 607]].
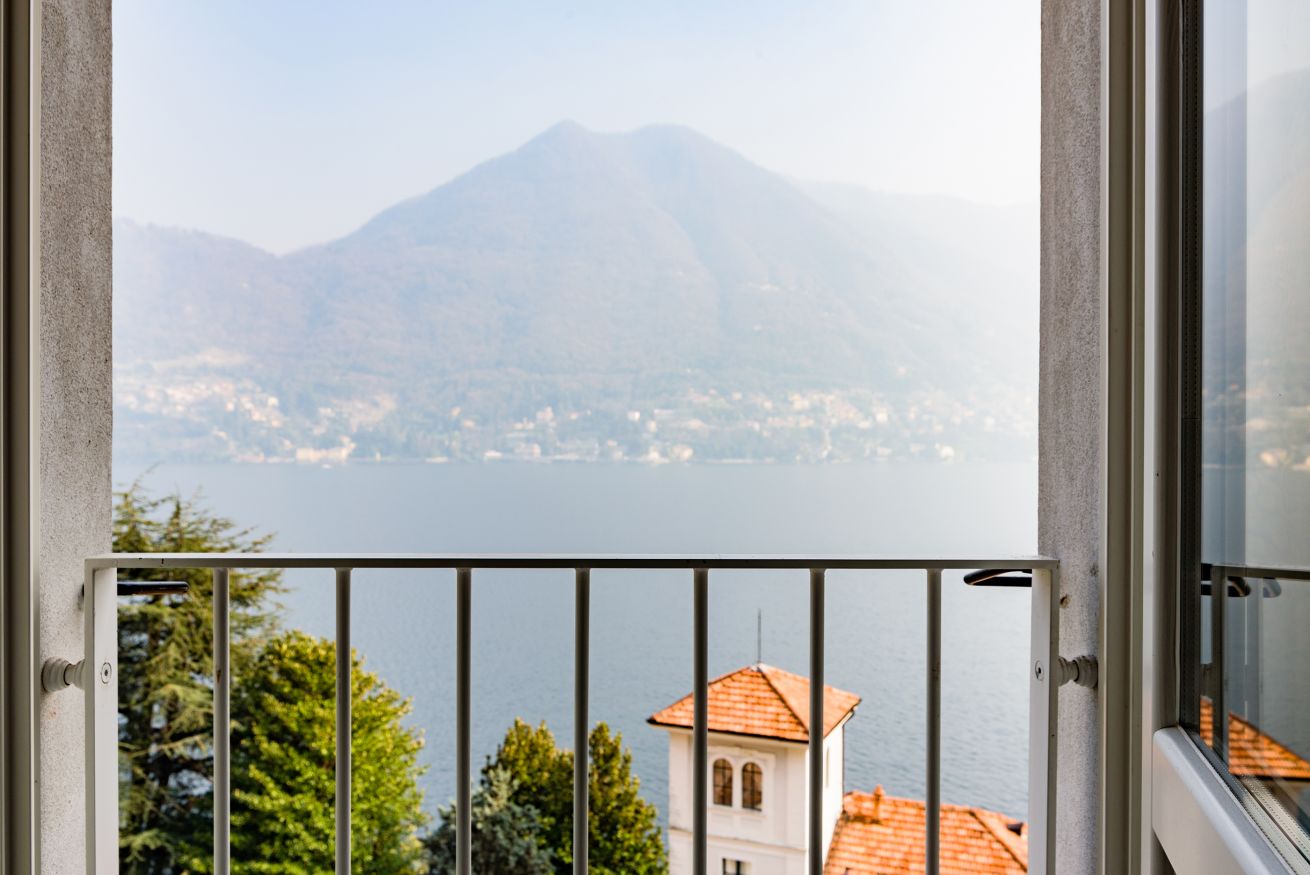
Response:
[[114, 364, 1036, 466]]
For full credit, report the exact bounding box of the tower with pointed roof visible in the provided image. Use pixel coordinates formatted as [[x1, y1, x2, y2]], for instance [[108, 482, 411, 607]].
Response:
[[650, 664, 1038, 874], [648, 663, 860, 874]]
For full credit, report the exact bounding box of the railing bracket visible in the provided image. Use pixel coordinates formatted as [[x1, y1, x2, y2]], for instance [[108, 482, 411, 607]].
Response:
[[1055, 654, 1097, 689], [43, 657, 86, 692]]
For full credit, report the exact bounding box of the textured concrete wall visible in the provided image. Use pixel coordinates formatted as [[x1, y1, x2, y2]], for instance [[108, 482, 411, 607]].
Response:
[[37, 1, 113, 872], [1040, 0, 1102, 872]]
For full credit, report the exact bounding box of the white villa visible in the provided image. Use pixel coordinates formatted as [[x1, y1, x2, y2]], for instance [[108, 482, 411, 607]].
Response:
[[649, 664, 1030, 875]]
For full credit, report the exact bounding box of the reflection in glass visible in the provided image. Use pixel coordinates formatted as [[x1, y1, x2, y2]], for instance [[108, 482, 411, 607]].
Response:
[[1197, 0, 1310, 859]]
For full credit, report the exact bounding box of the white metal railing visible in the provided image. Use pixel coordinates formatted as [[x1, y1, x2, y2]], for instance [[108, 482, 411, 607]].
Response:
[[79, 554, 1063, 875], [1200, 562, 1310, 762]]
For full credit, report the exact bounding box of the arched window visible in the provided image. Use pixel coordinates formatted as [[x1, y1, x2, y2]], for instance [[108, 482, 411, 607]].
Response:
[[713, 758, 733, 806], [742, 762, 763, 811]]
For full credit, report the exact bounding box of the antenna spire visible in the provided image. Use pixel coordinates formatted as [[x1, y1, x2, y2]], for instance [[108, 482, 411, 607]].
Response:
[[756, 609, 762, 665]]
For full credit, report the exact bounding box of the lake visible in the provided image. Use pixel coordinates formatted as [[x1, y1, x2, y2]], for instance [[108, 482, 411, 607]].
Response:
[[125, 461, 1038, 822]]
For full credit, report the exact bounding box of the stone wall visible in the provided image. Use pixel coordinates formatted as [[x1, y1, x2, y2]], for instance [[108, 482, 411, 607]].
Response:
[[37, 2, 113, 872]]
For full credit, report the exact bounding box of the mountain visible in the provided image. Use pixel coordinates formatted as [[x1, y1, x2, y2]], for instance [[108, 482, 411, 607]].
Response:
[[114, 122, 1038, 464]]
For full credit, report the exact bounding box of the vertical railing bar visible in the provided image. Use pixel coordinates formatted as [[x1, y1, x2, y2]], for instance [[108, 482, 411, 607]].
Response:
[[692, 567, 709, 875], [1028, 567, 1059, 875], [214, 568, 231, 875], [335, 568, 351, 874], [1247, 578, 1261, 725], [926, 569, 942, 875], [1211, 564, 1227, 760], [808, 568, 825, 875], [456, 568, 473, 875], [574, 568, 590, 875], [1045, 568, 1060, 875], [86, 566, 120, 874]]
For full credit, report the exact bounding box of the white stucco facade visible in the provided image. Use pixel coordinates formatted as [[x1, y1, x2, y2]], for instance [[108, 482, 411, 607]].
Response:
[[659, 721, 849, 875]]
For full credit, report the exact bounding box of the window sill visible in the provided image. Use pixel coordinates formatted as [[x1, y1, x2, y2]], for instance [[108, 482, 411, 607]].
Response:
[[1152, 726, 1294, 875]]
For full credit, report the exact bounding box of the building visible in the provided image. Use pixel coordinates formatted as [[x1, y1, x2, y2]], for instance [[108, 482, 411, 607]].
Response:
[[649, 665, 1029, 875], [825, 789, 1027, 875]]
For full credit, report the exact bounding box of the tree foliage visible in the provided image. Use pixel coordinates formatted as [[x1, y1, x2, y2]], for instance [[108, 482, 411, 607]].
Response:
[[583, 724, 667, 875], [475, 719, 666, 875], [115, 483, 426, 875], [115, 482, 283, 874], [220, 631, 427, 875], [423, 767, 552, 875]]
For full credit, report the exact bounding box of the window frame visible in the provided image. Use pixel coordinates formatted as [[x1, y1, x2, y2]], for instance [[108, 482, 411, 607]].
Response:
[[1150, 0, 1310, 871], [741, 761, 763, 812], [0, 0, 40, 867], [712, 758, 734, 808]]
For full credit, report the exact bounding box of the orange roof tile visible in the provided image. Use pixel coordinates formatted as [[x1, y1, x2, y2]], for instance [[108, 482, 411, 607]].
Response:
[[1199, 698, 1310, 781], [647, 664, 861, 743], [825, 788, 1028, 875]]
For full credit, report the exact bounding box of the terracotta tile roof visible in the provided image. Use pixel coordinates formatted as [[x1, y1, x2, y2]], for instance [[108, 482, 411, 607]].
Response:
[[1199, 698, 1310, 781], [825, 787, 1028, 875], [647, 664, 861, 743]]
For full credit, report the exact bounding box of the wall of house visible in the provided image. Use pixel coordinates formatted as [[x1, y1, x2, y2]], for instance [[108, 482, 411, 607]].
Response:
[[37, 1, 114, 873], [663, 727, 847, 875], [1039, 0, 1102, 872], [821, 723, 845, 855]]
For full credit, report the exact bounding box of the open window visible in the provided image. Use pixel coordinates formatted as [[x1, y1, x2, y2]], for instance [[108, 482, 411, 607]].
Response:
[[1168, 0, 1310, 869]]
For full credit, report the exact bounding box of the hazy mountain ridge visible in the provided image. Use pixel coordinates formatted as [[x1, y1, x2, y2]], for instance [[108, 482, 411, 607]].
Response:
[[114, 122, 1038, 464]]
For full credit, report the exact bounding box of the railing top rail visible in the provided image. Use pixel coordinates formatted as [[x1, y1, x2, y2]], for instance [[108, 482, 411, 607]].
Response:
[[89, 553, 1056, 572], [1203, 561, 1310, 582]]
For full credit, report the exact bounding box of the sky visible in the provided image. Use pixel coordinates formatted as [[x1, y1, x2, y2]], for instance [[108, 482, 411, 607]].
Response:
[[114, 1, 1040, 254]]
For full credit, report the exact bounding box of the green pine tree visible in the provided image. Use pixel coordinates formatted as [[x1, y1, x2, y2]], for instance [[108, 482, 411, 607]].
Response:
[[423, 767, 553, 875], [115, 483, 284, 875]]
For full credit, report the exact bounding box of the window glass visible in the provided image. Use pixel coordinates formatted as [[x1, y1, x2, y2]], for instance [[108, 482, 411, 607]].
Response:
[[722, 860, 747, 875], [713, 758, 733, 807], [741, 762, 763, 811], [1191, 0, 1310, 861]]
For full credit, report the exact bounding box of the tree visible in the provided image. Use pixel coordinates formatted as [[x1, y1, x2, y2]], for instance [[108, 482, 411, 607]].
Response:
[[477, 719, 667, 875], [115, 482, 284, 874], [423, 767, 552, 875], [115, 483, 427, 875], [584, 724, 666, 875], [218, 631, 427, 875], [482, 720, 572, 861]]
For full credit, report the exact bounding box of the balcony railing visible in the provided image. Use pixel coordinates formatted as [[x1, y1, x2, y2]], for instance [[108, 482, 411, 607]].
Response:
[[76, 554, 1064, 875]]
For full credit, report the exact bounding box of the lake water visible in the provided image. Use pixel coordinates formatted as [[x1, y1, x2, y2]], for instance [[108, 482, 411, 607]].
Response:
[[126, 461, 1037, 822]]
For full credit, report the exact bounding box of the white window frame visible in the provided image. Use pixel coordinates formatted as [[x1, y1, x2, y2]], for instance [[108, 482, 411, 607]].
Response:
[[1134, 0, 1306, 872], [740, 761, 764, 812], [712, 757, 735, 809], [705, 747, 771, 817]]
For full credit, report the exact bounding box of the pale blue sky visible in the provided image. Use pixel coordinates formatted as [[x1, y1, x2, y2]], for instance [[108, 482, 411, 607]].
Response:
[[114, 1, 1039, 253]]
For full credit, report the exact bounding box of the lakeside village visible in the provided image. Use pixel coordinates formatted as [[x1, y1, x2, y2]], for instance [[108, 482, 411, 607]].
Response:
[[114, 368, 1037, 466]]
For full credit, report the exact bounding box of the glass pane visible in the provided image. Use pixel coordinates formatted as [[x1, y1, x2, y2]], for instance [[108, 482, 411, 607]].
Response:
[[1198, 0, 1310, 860], [714, 759, 733, 807]]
